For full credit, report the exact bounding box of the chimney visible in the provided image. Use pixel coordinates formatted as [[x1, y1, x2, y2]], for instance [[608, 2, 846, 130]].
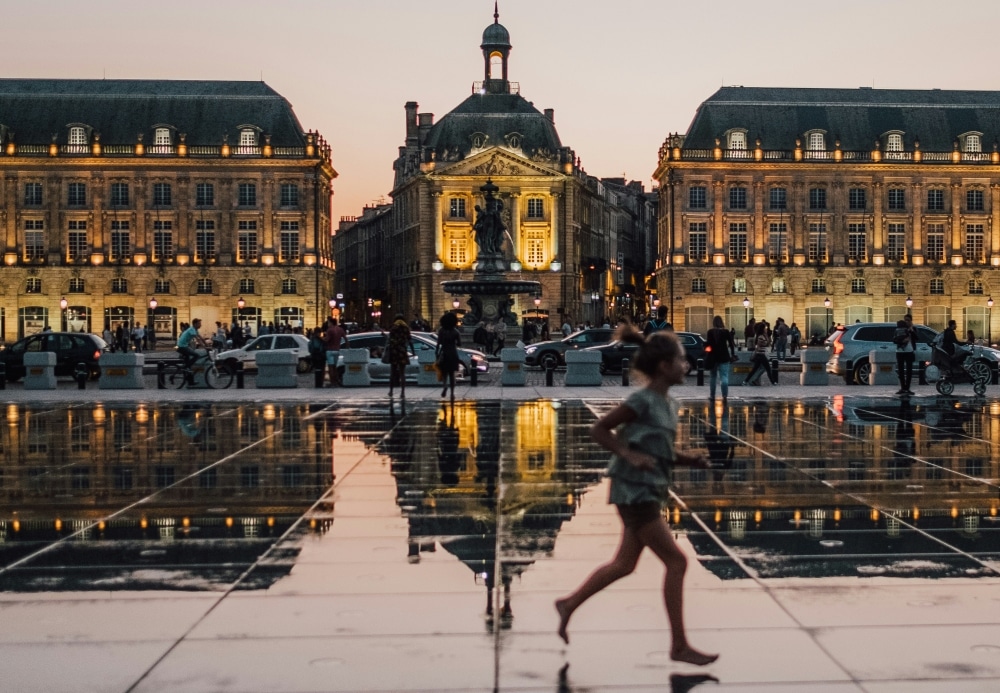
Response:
[[418, 113, 434, 145], [405, 102, 418, 143], [544, 108, 554, 123]]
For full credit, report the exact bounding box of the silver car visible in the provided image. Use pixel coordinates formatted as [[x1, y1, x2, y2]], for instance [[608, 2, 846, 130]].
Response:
[[340, 331, 489, 383]]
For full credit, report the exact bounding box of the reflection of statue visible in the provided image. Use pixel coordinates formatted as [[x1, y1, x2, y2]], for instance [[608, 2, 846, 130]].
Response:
[[472, 178, 506, 257]]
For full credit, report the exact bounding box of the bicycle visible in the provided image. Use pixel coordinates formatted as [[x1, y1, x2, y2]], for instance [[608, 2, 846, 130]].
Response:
[[165, 348, 233, 389]]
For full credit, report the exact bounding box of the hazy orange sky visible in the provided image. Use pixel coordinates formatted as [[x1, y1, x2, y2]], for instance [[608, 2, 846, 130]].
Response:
[[5, 0, 999, 221]]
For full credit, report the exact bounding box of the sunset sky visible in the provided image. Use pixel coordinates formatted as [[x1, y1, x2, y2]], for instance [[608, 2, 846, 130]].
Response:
[[4, 0, 999, 220]]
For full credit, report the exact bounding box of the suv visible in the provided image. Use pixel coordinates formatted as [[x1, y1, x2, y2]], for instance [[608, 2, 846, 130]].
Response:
[[826, 322, 1000, 384], [524, 328, 616, 369], [0, 332, 108, 381]]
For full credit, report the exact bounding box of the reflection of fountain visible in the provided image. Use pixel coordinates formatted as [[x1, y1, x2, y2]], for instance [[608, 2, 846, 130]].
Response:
[[442, 178, 541, 326]]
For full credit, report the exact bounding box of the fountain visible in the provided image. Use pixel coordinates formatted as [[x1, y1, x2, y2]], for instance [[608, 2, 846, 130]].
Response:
[[442, 178, 541, 326]]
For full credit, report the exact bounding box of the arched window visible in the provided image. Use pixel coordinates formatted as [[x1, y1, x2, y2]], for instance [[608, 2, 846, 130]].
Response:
[[489, 53, 503, 80]]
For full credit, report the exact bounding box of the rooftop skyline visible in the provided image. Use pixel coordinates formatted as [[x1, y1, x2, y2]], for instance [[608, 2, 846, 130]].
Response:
[[4, 0, 1000, 219]]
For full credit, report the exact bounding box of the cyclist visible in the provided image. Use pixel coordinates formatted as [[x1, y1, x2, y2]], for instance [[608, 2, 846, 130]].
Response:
[[177, 318, 210, 370]]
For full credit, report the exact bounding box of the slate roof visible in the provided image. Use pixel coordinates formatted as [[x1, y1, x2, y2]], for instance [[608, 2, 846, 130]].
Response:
[[424, 92, 562, 160], [684, 86, 1000, 151], [0, 79, 306, 146]]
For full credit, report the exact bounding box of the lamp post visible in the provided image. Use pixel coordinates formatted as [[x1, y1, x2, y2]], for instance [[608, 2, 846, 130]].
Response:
[[236, 296, 245, 326], [824, 297, 832, 335], [59, 296, 68, 331], [988, 296, 994, 345], [742, 297, 750, 346], [905, 295, 913, 311], [328, 298, 336, 320]]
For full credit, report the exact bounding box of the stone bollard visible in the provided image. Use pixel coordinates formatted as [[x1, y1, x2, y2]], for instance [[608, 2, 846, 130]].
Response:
[[24, 352, 57, 390], [564, 350, 602, 386], [868, 347, 897, 385], [417, 349, 439, 387], [500, 347, 526, 386], [99, 352, 145, 389], [255, 350, 298, 388], [799, 347, 830, 385], [339, 348, 371, 387]]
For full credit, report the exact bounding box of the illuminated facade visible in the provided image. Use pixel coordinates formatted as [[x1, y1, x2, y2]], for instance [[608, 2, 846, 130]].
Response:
[[0, 79, 336, 342], [334, 11, 656, 329], [654, 87, 1000, 340]]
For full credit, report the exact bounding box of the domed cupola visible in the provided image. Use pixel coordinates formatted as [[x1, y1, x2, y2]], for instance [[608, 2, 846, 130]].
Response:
[[481, 2, 512, 93]]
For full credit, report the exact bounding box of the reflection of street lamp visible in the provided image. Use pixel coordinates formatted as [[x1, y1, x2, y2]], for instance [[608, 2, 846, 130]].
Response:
[[59, 296, 68, 331], [988, 296, 994, 344], [824, 297, 832, 335]]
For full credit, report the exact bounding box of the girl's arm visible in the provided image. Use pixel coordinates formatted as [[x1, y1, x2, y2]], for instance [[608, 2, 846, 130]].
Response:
[[590, 402, 656, 470], [674, 449, 711, 468]]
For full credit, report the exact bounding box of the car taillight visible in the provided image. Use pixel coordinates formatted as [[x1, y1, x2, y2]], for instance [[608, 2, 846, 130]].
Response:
[[831, 334, 844, 355], [93, 350, 102, 360]]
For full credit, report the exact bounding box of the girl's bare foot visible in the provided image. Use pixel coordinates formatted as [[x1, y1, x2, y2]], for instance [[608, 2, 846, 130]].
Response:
[[670, 646, 718, 666], [555, 598, 572, 644]]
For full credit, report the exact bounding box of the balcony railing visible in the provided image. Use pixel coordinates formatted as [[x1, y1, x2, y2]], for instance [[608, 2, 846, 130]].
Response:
[[671, 147, 1000, 164], [4, 142, 320, 160]]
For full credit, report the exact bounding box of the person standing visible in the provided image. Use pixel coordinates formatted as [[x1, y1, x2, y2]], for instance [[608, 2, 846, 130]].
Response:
[[323, 318, 346, 387], [643, 305, 670, 336], [554, 328, 718, 667], [103, 324, 114, 351], [705, 316, 736, 404], [131, 323, 145, 353], [772, 318, 789, 361], [561, 317, 573, 338], [789, 322, 801, 356], [743, 318, 756, 350], [493, 319, 507, 356], [436, 312, 462, 399], [387, 314, 415, 398], [894, 316, 917, 396]]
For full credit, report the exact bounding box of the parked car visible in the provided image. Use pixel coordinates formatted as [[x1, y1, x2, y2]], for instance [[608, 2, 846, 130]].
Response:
[[412, 332, 490, 374], [339, 331, 489, 383], [524, 328, 616, 369], [0, 331, 108, 381], [582, 331, 707, 374], [217, 334, 312, 373], [826, 321, 1000, 385]]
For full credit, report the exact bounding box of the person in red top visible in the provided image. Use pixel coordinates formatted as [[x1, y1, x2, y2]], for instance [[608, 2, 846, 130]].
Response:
[[323, 318, 346, 386]]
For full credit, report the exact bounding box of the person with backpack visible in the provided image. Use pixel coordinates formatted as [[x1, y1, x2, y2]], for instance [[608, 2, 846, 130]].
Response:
[[893, 315, 917, 396], [308, 326, 327, 374], [742, 322, 774, 386], [643, 306, 670, 336], [705, 316, 737, 404], [788, 323, 801, 356]]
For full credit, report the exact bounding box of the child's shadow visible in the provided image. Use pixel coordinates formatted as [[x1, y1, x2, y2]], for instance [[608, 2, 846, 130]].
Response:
[[557, 664, 718, 692]]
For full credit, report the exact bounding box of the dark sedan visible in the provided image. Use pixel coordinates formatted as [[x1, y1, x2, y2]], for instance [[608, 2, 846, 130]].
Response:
[[523, 328, 616, 369], [581, 331, 707, 374], [0, 331, 109, 381]]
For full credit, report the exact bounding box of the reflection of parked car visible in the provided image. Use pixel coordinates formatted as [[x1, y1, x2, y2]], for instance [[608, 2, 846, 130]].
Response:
[[0, 332, 109, 381], [826, 322, 1000, 385], [339, 332, 489, 383], [217, 334, 311, 373], [524, 328, 616, 369], [582, 331, 707, 374]]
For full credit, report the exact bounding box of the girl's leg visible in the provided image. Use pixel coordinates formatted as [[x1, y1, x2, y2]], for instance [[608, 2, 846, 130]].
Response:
[[708, 366, 718, 399], [636, 519, 718, 666], [719, 362, 729, 398], [556, 527, 643, 644]]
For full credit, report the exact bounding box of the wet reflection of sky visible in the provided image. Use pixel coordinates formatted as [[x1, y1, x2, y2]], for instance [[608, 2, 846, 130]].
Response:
[[1, 397, 999, 595]]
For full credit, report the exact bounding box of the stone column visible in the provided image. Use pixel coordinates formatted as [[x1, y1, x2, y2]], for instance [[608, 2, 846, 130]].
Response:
[[911, 181, 923, 257], [509, 192, 520, 259], [872, 181, 884, 252], [992, 184, 1000, 259], [550, 191, 560, 261], [432, 191, 442, 262], [951, 182, 963, 254]]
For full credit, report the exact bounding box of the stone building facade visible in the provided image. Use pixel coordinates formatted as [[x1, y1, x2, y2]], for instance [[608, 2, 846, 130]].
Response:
[[0, 79, 336, 342], [654, 87, 1000, 341], [334, 11, 656, 330]]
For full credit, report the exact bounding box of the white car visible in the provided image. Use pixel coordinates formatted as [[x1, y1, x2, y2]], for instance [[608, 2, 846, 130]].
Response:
[[217, 333, 312, 373]]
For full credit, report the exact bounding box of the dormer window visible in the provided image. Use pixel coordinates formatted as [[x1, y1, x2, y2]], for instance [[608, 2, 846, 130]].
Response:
[[965, 133, 982, 153], [67, 126, 88, 153], [886, 133, 903, 151], [151, 127, 173, 154], [728, 131, 746, 150], [240, 129, 257, 148], [807, 132, 825, 151]]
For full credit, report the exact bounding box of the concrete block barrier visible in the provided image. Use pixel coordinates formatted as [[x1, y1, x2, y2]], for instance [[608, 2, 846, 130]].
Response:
[[799, 347, 829, 386], [99, 352, 145, 389], [731, 350, 753, 380], [24, 352, 57, 390], [868, 347, 897, 386], [500, 347, 526, 386], [340, 348, 371, 387], [255, 350, 298, 388], [417, 349, 440, 386], [564, 350, 602, 386]]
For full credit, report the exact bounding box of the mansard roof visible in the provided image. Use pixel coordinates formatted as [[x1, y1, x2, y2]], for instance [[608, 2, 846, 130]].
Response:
[[684, 86, 1000, 151], [0, 79, 307, 146]]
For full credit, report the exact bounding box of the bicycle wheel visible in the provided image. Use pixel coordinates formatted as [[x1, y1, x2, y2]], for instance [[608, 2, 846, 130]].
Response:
[[203, 363, 233, 389], [167, 364, 188, 389]]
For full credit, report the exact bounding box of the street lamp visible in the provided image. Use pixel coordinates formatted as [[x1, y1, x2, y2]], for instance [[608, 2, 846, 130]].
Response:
[[59, 296, 68, 331], [452, 297, 461, 310], [742, 297, 750, 346], [824, 297, 832, 335], [236, 296, 246, 325], [905, 295, 913, 310], [533, 295, 541, 308], [432, 259, 444, 272], [148, 296, 158, 311], [510, 259, 522, 272], [988, 296, 994, 345], [550, 258, 561, 272]]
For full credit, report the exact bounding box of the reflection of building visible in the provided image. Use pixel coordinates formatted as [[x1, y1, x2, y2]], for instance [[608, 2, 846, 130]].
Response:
[[0, 80, 336, 341], [655, 87, 1000, 337], [333, 10, 656, 329]]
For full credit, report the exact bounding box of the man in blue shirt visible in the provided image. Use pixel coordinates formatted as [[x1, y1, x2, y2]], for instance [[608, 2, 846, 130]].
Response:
[[177, 318, 209, 369]]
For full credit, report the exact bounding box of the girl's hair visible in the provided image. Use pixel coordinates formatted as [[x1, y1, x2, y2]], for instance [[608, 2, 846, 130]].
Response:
[[617, 324, 683, 377], [754, 321, 767, 337], [712, 315, 725, 329], [440, 312, 459, 329]]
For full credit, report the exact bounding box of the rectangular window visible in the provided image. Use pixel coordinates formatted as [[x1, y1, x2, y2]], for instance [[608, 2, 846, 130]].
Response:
[[688, 222, 707, 262], [68, 277, 85, 293], [887, 188, 906, 211], [525, 231, 544, 265], [195, 182, 214, 206], [154, 278, 170, 294], [449, 197, 466, 218], [768, 187, 787, 210], [927, 189, 944, 211], [808, 188, 826, 210], [691, 278, 706, 293], [848, 188, 866, 210], [25, 278, 41, 293], [811, 278, 826, 293], [768, 223, 788, 263], [887, 223, 906, 261], [279, 221, 300, 262], [970, 279, 985, 295], [728, 222, 747, 263], [111, 278, 128, 294], [195, 221, 216, 262], [110, 221, 131, 262], [68, 225, 88, 262], [851, 278, 867, 294], [153, 221, 174, 263], [689, 186, 706, 209], [527, 198, 545, 218], [279, 183, 299, 207], [967, 189, 985, 212], [196, 278, 213, 295], [926, 223, 945, 262], [848, 223, 867, 261], [728, 186, 747, 210], [238, 220, 259, 262], [808, 223, 827, 262], [67, 182, 87, 206], [24, 183, 43, 206], [24, 226, 45, 261], [930, 278, 945, 295], [281, 278, 298, 294], [890, 278, 906, 294], [152, 183, 172, 207], [239, 278, 255, 294], [238, 183, 257, 206], [110, 183, 129, 207], [966, 223, 985, 262]]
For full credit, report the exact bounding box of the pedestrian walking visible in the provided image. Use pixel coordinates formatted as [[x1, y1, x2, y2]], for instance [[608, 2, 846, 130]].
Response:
[[387, 314, 415, 398], [436, 312, 462, 400], [554, 327, 718, 667], [323, 318, 346, 386], [705, 316, 736, 404], [742, 322, 774, 385]]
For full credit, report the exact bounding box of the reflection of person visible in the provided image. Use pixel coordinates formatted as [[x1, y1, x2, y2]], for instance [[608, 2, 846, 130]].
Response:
[[436, 411, 462, 486], [555, 327, 717, 666], [388, 314, 415, 398], [436, 312, 462, 399]]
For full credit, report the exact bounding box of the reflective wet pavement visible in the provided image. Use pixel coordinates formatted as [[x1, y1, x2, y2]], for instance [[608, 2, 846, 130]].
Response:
[[2, 396, 1000, 691]]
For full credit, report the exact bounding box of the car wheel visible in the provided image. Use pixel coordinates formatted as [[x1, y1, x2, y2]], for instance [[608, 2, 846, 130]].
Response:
[[540, 352, 559, 371], [296, 358, 312, 374], [853, 360, 871, 385]]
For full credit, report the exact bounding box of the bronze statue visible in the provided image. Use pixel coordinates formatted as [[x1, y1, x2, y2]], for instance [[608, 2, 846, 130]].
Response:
[[472, 178, 506, 257]]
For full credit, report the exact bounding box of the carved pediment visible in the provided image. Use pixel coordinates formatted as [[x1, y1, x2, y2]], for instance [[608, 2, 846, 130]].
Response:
[[435, 148, 560, 178]]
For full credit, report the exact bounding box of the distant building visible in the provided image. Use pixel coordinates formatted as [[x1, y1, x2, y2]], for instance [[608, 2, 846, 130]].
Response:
[[334, 10, 656, 329], [655, 86, 1000, 339], [0, 79, 336, 341]]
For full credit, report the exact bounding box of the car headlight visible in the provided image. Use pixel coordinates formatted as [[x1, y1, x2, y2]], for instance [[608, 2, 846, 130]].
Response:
[[525, 346, 537, 355], [471, 354, 485, 363]]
